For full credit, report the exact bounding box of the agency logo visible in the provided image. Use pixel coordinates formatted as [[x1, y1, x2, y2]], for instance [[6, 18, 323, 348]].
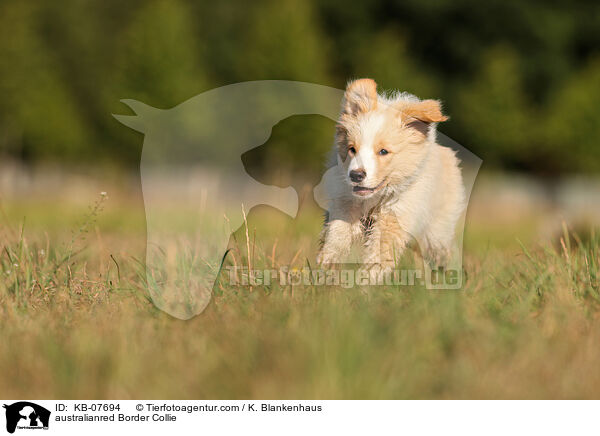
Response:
[[3, 402, 50, 434], [114, 80, 481, 319]]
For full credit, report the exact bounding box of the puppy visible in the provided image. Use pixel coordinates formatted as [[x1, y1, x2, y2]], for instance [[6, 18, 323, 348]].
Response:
[[317, 79, 465, 269]]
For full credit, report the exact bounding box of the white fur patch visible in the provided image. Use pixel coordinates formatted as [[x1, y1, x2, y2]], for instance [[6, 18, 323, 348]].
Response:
[[348, 112, 385, 186]]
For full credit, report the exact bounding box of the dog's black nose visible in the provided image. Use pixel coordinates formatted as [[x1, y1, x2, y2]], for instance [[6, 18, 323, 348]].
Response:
[[349, 169, 366, 183]]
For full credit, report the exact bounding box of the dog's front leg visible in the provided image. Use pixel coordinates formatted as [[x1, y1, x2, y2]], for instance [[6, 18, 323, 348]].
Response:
[[317, 219, 354, 265], [363, 214, 411, 268], [317, 200, 363, 266], [317, 218, 360, 266]]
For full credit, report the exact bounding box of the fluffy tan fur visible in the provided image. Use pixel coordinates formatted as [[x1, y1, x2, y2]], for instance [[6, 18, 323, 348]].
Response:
[[317, 79, 465, 268]]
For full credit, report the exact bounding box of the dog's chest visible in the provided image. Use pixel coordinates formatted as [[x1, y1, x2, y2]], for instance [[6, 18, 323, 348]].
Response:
[[360, 211, 376, 235], [357, 192, 403, 236]]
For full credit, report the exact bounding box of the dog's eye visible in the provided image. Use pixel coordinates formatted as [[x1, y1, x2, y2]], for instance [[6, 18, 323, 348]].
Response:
[[378, 149, 389, 156], [348, 147, 356, 155]]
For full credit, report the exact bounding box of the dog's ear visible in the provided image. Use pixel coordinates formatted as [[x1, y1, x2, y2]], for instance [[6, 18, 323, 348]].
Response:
[[342, 79, 378, 116], [402, 99, 448, 123]]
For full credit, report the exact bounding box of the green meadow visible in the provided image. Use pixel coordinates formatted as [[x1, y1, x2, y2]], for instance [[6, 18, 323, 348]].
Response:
[[1, 172, 599, 399]]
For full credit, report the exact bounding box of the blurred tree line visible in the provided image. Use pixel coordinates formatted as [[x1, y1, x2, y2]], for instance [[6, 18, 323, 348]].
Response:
[[0, 0, 599, 176]]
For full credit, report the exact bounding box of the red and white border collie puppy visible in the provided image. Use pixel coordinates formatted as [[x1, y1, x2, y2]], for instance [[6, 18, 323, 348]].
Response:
[[317, 79, 465, 269]]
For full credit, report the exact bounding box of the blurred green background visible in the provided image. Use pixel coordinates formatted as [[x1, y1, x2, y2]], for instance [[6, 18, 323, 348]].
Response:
[[0, 0, 599, 175]]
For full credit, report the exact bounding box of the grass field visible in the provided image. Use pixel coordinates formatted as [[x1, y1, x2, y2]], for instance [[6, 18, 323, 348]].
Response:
[[1, 168, 599, 399]]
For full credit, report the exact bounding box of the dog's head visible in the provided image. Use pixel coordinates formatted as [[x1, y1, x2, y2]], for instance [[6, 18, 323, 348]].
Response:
[[335, 78, 448, 199]]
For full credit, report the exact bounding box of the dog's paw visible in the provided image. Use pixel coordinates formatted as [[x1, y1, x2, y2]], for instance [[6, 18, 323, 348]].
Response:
[[316, 250, 338, 267]]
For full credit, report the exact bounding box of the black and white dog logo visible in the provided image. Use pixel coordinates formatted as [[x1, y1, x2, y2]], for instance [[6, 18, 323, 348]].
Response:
[[3, 402, 50, 434]]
